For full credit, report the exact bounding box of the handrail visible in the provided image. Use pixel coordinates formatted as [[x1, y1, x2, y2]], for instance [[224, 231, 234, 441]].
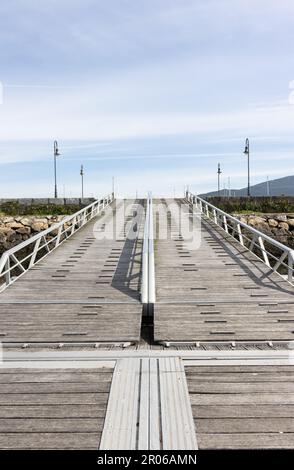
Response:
[[148, 196, 156, 304], [141, 193, 156, 304], [186, 191, 294, 283], [141, 197, 150, 304], [0, 193, 114, 290]]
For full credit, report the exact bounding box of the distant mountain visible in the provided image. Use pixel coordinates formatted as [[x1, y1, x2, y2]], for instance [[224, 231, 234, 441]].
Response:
[[201, 175, 294, 198]]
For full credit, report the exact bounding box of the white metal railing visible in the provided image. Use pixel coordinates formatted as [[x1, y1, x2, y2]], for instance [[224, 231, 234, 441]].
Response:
[[186, 191, 294, 283], [0, 193, 114, 290], [141, 193, 156, 304]]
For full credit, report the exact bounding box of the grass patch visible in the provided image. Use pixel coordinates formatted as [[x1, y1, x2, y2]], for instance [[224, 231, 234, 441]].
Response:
[[0, 202, 81, 217], [205, 197, 294, 214]]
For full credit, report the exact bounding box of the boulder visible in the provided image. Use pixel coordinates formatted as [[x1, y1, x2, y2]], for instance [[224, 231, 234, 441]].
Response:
[[16, 226, 31, 235], [5, 221, 23, 229], [31, 222, 48, 232], [276, 214, 288, 222], [287, 219, 294, 228], [2, 217, 14, 223], [268, 218, 278, 227], [239, 216, 248, 224], [247, 216, 270, 233], [0, 227, 11, 235], [6, 229, 18, 242], [278, 222, 289, 230], [248, 216, 266, 225], [20, 218, 33, 226]]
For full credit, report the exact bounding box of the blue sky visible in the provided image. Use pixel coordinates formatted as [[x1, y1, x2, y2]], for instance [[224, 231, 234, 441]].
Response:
[[0, 0, 294, 197]]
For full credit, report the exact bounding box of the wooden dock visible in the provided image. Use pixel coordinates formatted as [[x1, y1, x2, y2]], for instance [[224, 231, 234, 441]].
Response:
[[0, 196, 293, 450], [0, 199, 143, 344], [154, 199, 294, 343]]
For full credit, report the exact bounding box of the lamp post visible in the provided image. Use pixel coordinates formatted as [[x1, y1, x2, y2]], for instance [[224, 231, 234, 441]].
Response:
[[243, 138, 250, 197], [54, 141, 60, 198], [217, 163, 222, 196], [80, 165, 84, 199]]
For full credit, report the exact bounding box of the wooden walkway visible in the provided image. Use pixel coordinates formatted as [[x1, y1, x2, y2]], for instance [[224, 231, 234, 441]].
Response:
[[154, 198, 294, 343], [0, 196, 293, 450], [1, 350, 293, 450], [0, 199, 143, 344]]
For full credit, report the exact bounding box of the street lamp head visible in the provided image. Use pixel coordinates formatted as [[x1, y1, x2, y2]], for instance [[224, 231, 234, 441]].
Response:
[[54, 140, 60, 157], [243, 138, 249, 155]]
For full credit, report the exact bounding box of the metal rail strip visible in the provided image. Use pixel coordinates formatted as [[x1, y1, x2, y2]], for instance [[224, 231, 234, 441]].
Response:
[[2, 349, 292, 362], [141, 197, 150, 304], [99, 357, 197, 450], [0, 193, 114, 290], [186, 191, 294, 283], [148, 196, 156, 304], [141, 193, 156, 305]]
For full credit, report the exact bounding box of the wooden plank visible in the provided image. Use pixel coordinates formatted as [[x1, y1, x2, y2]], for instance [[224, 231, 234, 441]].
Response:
[[0, 433, 101, 450], [196, 417, 294, 433], [198, 433, 294, 449], [190, 393, 294, 405], [0, 371, 113, 383], [188, 382, 294, 393], [186, 373, 294, 382], [0, 418, 104, 433], [0, 405, 107, 418], [0, 382, 111, 393], [192, 404, 294, 419]]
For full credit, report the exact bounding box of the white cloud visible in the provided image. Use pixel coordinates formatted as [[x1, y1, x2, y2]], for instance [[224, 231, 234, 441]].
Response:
[[1, 87, 293, 141]]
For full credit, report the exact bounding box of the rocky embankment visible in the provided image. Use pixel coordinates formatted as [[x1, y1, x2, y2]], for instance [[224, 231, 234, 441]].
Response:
[[0, 215, 66, 254], [234, 213, 294, 248]]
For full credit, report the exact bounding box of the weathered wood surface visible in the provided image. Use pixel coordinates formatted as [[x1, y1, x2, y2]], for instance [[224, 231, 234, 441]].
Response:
[[154, 198, 294, 342], [0, 199, 143, 343], [186, 364, 294, 449], [0, 367, 113, 449]]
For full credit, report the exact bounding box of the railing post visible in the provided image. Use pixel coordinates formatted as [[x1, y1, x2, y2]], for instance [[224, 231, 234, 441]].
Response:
[[288, 251, 294, 283], [223, 215, 228, 233], [71, 216, 77, 235], [56, 226, 63, 247], [258, 236, 270, 267], [141, 197, 149, 304], [29, 237, 42, 268], [213, 208, 217, 224], [82, 210, 87, 226], [5, 256, 10, 286], [236, 223, 244, 246], [148, 196, 156, 304]]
